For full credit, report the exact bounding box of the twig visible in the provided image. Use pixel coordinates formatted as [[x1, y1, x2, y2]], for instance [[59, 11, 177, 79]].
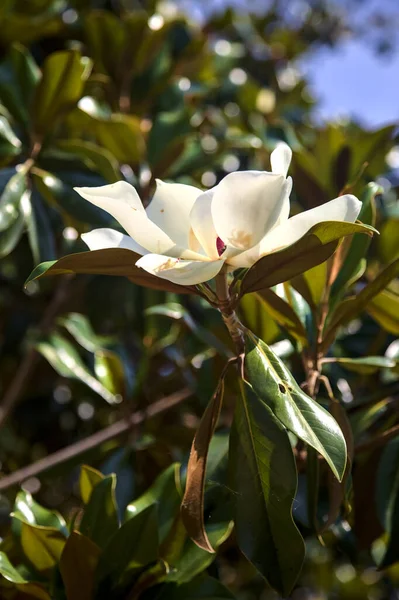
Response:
[[0, 388, 192, 491], [0, 275, 74, 429]]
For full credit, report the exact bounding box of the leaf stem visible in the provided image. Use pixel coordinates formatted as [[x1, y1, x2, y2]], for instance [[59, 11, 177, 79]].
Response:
[[215, 273, 245, 356]]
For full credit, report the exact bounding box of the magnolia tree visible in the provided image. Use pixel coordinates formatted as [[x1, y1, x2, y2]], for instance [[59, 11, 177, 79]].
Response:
[[23, 144, 386, 596]]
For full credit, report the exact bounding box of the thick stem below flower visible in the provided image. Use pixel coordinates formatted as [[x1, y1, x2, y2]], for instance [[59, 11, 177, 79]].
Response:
[[215, 273, 245, 356]]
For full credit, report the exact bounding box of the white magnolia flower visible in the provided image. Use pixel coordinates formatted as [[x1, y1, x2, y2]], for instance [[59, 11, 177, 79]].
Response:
[[74, 143, 361, 286]]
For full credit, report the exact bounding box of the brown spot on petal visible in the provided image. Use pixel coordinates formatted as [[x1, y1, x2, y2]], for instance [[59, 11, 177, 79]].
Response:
[[160, 209, 165, 213], [155, 258, 178, 273], [227, 230, 253, 249]]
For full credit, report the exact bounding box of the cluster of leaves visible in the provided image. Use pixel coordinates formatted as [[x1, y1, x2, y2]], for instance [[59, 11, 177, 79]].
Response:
[[0, 0, 398, 599]]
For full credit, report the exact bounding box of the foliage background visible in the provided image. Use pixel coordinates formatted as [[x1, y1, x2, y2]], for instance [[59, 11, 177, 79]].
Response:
[[0, 0, 398, 598]]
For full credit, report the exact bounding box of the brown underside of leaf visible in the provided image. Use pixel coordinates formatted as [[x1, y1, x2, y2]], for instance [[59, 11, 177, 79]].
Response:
[[180, 377, 225, 553]]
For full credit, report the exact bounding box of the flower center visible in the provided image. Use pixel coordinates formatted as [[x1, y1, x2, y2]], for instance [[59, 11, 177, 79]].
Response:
[[216, 237, 226, 256]]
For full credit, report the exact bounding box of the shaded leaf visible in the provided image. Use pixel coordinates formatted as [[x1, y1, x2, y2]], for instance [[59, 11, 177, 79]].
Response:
[[156, 574, 236, 599], [367, 289, 399, 336], [55, 139, 120, 182], [240, 221, 375, 295], [95, 505, 158, 595], [126, 463, 181, 544], [0, 116, 22, 160], [60, 531, 101, 600], [325, 356, 397, 375], [0, 43, 40, 128], [376, 438, 399, 568], [32, 51, 92, 134], [79, 475, 119, 548], [0, 551, 50, 600], [256, 288, 308, 345], [323, 257, 399, 349], [229, 380, 305, 596], [245, 332, 347, 480]]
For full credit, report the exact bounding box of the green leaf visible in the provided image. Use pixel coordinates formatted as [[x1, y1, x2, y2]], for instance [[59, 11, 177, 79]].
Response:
[[0, 43, 40, 129], [156, 574, 236, 599], [13, 490, 67, 533], [0, 169, 28, 258], [229, 380, 304, 596], [32, 169, 114, 226], [148, 110, 191, 170], [15, 518, 66, 571], [366, 289, 399, 336], [79, 475, 119, 548], [24, 186, 56, 264], [80, 465, 105, 504], [238, 292, 280, 344], [331, 182, 380, 299], [326, 356, 397, 375], [0, 116, 22, 159], [55, 139, 120, 182], [94, 505, 158, 595], [126, 463, 181, 544], [255, 288, 308, 345], [32, 50, 92, 134], [59, 531, 101, 600], [378, 218, 399, 264], [245, 332, 347, 481], [239, 221, 375, 295], [323, 257, 399, 349], [181, 377, 224, 552], [0, 551, 51, 599], [25, 249, 199, 296], [35, 333, 119, 404], [376, 437, 399, 568]]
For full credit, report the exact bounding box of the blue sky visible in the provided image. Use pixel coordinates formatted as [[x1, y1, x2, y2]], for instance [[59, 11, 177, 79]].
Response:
[[175, 0, 399, 128]]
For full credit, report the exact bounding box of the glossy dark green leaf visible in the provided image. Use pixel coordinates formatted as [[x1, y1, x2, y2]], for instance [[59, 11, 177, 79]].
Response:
[[79, 475, 119, 548], [323, 257, 399, 349], [60, 531, 101, 600], [155, 574, 236, 599], [239, 292, 280, 344], [25, 249, 199, 295], [245, 332, 347, 481], [126, 463, 181, 543], [32, 50, 92, 134], [35, 333, 119, 404], [367, 289, 399, 336], [0, 43, 40, 128], [229, 380, 304, 596], [376, 437, 399, 567], [94, 505, 158, 595], [240, 221, 375, 295], [331, 182, 380, 299]]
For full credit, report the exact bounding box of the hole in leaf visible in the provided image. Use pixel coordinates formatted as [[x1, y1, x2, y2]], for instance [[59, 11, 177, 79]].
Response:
[[278, 383, 286, 394]]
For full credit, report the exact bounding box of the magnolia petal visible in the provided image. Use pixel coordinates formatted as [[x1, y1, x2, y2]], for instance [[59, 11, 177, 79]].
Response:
[[189, 190, 219, 259], [227, 193, 362, 268], [146, 180, 202, 248], [136, 254, 224, 285], [271, 142, 292, 178], [275, 176, 293, 226], [81, 228, 147, 255], [210, 170, 286, 251], [75, 182, 179, 255]]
